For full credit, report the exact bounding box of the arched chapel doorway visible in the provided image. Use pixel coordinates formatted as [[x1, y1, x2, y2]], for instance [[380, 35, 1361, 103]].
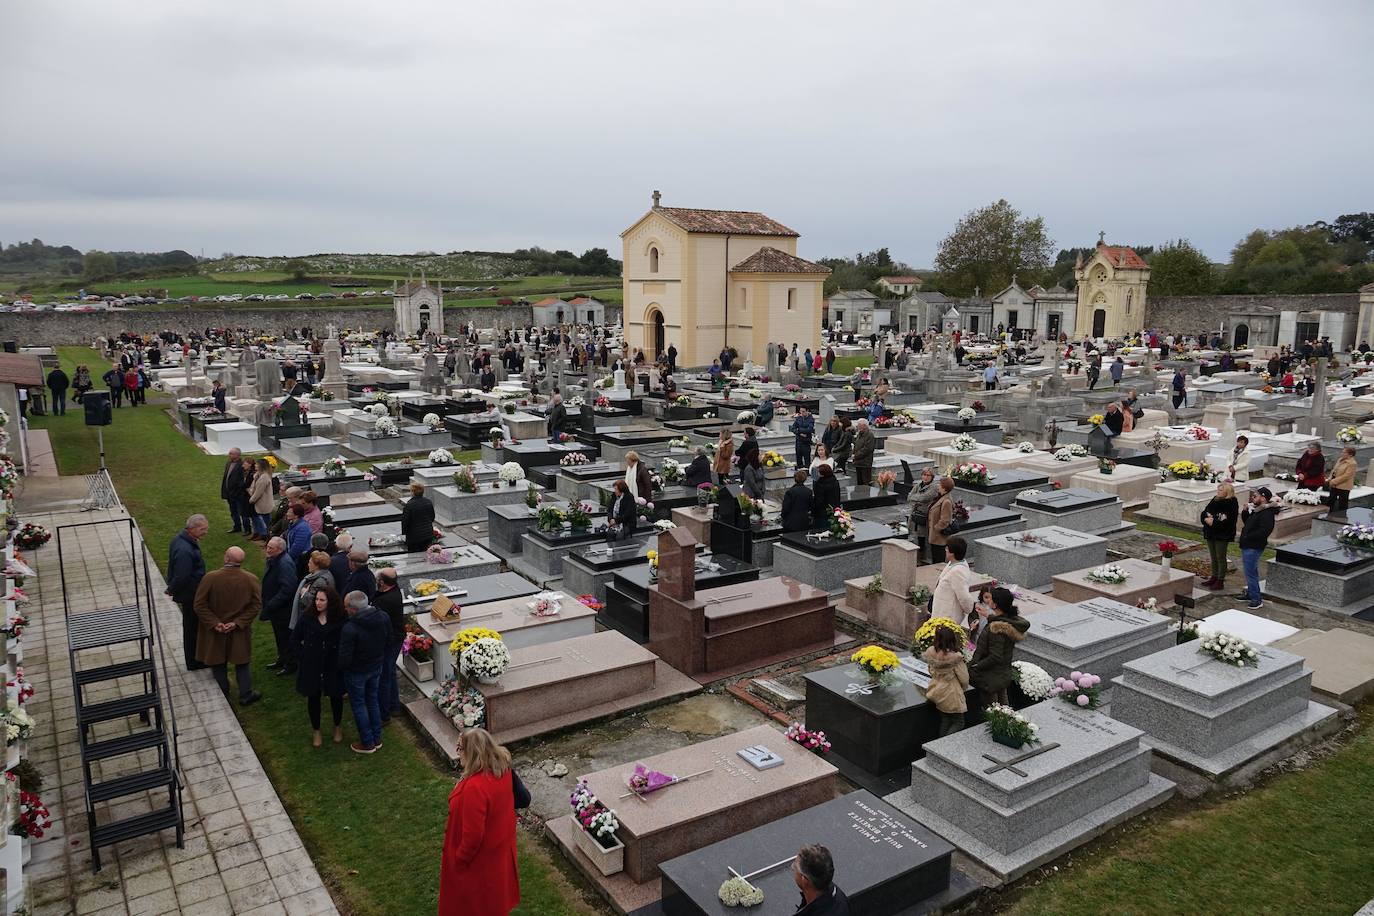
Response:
[[1092, 309, 1106, 338], [1233, 323, 1249, 348]]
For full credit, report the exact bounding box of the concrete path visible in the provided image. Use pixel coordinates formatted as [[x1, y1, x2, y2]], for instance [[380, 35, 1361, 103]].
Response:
[[20, 502, 337, 916]]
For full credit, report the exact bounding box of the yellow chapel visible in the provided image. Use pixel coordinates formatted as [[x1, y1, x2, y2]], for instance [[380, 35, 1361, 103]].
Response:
[[1074, 236, 1151, 340], [620, 191, 829, 368]]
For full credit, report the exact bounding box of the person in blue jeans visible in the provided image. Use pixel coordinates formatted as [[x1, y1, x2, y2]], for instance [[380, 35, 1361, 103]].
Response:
[[338, 590, 389, 753], [1236, 486, 1278, 610]]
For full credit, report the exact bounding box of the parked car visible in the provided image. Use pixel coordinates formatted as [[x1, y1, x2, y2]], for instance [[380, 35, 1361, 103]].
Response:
[[296, 293, 315, 300]]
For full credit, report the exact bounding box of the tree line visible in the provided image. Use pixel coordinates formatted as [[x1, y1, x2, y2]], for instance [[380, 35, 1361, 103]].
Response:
[[822, 202, 1374, 300]]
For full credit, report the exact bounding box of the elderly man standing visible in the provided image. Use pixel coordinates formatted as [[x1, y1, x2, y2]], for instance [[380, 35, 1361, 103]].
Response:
[[193, 546, 263, 706], [341, 546, 377, 600], [329, 531, 354, 592], [546, 391, 567, 442], [167, 514, 209, 671], [221, 447, 247, 535], [373, 568, 406, 724], [851, 418, 876, 487], [261, 536, 300, 676]]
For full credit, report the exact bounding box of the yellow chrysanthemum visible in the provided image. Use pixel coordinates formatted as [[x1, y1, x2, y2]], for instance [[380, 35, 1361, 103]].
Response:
[[1089, 414, 1105, 426], [449, 626, 503, 657], [851, 644, 900, 674], [913, 616, 966, 651]]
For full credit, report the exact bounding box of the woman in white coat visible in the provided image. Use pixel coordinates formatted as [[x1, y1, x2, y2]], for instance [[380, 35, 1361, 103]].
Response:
[[930, 536, 976, 623]]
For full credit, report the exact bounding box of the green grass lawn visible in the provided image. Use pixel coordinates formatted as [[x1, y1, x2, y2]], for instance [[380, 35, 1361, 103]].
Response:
[[29, 347, 599, 915], [1005, 703, 1374, 916]]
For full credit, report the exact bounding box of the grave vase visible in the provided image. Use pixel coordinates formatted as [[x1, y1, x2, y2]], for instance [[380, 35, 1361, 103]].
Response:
[[402, 655, 434, 682], [477, 675, 500, 685], [573, 826, 625, 876], [1161, 556, 1172, 572]]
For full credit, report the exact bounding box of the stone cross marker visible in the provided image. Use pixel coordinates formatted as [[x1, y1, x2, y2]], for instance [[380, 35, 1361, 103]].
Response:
[[656, 525, 698, 601], [981, 742, 1061, 777]]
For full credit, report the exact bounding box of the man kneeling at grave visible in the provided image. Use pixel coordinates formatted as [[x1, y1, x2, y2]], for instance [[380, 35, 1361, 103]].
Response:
[[793, 844, 849, 915]]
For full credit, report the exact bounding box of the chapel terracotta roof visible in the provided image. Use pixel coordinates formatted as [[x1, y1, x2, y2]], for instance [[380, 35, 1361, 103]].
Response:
[[655, 207, 799, 237], [880, 276, 920, 283], [0, 353, 43, 386], [532, 297, 561, 307], [730, 247, 830, 274], [1097, 242, 1149, 270]]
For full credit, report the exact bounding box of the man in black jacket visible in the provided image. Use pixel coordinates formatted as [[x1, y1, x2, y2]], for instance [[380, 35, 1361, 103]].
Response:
[[735, 427, 759, 477], [792, 844, 850, 916], [261, 537, 300, 675], [103, 363, 124, 407], [1236, 486, 1277, 610], [780, 470, 814, 532], [546, 391, 567, 442], [341, 546, 377, 601], [373, 568, 406, 724], [338, 591, 389, 754], [166, 514, 209, 670], [46, 366, 70, 416], [221, 448, 246, 534], [328, 531, 354, 593], [400, 483, 436, 553]]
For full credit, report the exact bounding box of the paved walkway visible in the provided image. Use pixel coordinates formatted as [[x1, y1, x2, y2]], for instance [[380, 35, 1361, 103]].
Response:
[[21, 502, 337, 916]]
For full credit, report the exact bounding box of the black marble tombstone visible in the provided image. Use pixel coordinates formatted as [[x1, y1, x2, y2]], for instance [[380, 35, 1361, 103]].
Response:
[[659, 791, 966, 916]]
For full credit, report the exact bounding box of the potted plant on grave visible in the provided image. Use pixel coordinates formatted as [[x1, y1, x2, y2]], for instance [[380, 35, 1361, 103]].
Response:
[[1098, 458, 1116, 475], [498, 462, 526, 487], [696, 483, 719, 507], [400, 619, 436, 681], [536, 506, 566, 532], [877, 470, 897, 493], [1050, 671, 1102, 708], [489, 428, 505, 447], [452, 464, 479, 494], [984, 703, 1041, 750], [1010, 660, 1053, 704], [569, 780, 625, 876], [566, 502, 594, 531], [459, 636, 511, 685], [906, 585, 932, 609], [525, 484, 541, 510], [850, 644, 900, 685], [912, 617, 964, 654], [646, 549, 659, 580], [660, 458, 683, 485], [321, 456, 348, 478]]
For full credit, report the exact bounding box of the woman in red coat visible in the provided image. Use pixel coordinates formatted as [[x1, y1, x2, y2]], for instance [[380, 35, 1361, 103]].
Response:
[[438, 728, 520, 916]]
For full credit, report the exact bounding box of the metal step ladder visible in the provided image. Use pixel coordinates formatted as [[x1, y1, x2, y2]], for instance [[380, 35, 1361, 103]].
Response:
[[57, 518, 184, 872]]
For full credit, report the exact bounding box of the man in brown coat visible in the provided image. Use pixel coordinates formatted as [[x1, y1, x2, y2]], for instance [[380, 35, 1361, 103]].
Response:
[[193, 546, 263, 705]]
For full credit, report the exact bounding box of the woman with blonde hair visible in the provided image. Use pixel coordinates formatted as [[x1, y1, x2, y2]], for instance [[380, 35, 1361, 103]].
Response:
[[438, 728, 521, 915], [1199, 480, 1239, 590]]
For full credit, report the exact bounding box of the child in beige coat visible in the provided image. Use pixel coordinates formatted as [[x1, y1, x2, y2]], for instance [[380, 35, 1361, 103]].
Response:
[[922, 624, 970, 736]]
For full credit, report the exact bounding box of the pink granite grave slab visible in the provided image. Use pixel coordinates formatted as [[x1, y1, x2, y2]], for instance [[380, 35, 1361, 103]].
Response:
[[578, 723, 837, 883], [1051, 557, 1196, 608]]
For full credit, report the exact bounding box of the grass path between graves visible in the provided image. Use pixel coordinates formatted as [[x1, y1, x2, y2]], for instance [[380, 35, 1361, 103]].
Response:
[[1004, 702, 1374, 916], [27, 347, 603, 915]]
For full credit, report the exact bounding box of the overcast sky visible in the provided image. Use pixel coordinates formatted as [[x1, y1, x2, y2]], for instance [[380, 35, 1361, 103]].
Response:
[[3, 1, 1371, 266]]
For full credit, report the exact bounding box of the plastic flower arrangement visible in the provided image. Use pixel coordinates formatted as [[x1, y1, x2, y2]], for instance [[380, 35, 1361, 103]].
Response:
[[785, 722, 832, 754], [432, 678, 486, 729], [850, 644, 900, 679], [761, 450, 786, 469], [1157, 540, 1179, 558], [984, 703, 1040, 749], [498, 462, 526, 484], [374, 416, 399, 436], [449, 626, 502, 658], [1186, 425, 1211, 441], [13, 524, 50, 551], [1337, 523, 1374, 549], [9, 774, 51, 839], [1285, 489, 1323, 505], [560, 451, 590, 466], [570, 780, 621, 849], [452, 464, 479, 493], [1198, 630, 1260, 667], [1337, 425, 1365, 444], [951, 433, 979, 452], [428, 448, 454, 466], [1085, 563, 1130, 584], [459, 637, 511, 680], [423, 412, 444, 430], [912, 617, 966, 654], [950, 463, 992, 486], [957, 407, 977, 421], [321, 456, 348, 477], [1050, 671, 1103, 708], [829, 507, 856, 539], [2, 705, 34, 745], [1017, 441, 1037, 453], [1011, 661, 1053, 700]]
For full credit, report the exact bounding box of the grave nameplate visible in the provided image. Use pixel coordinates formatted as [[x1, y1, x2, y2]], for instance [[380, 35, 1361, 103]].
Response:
[[1015, 597, 1174, 683]]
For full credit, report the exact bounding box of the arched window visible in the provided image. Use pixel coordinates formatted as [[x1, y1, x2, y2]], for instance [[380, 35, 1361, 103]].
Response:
[[649, 247, 659, 273]]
